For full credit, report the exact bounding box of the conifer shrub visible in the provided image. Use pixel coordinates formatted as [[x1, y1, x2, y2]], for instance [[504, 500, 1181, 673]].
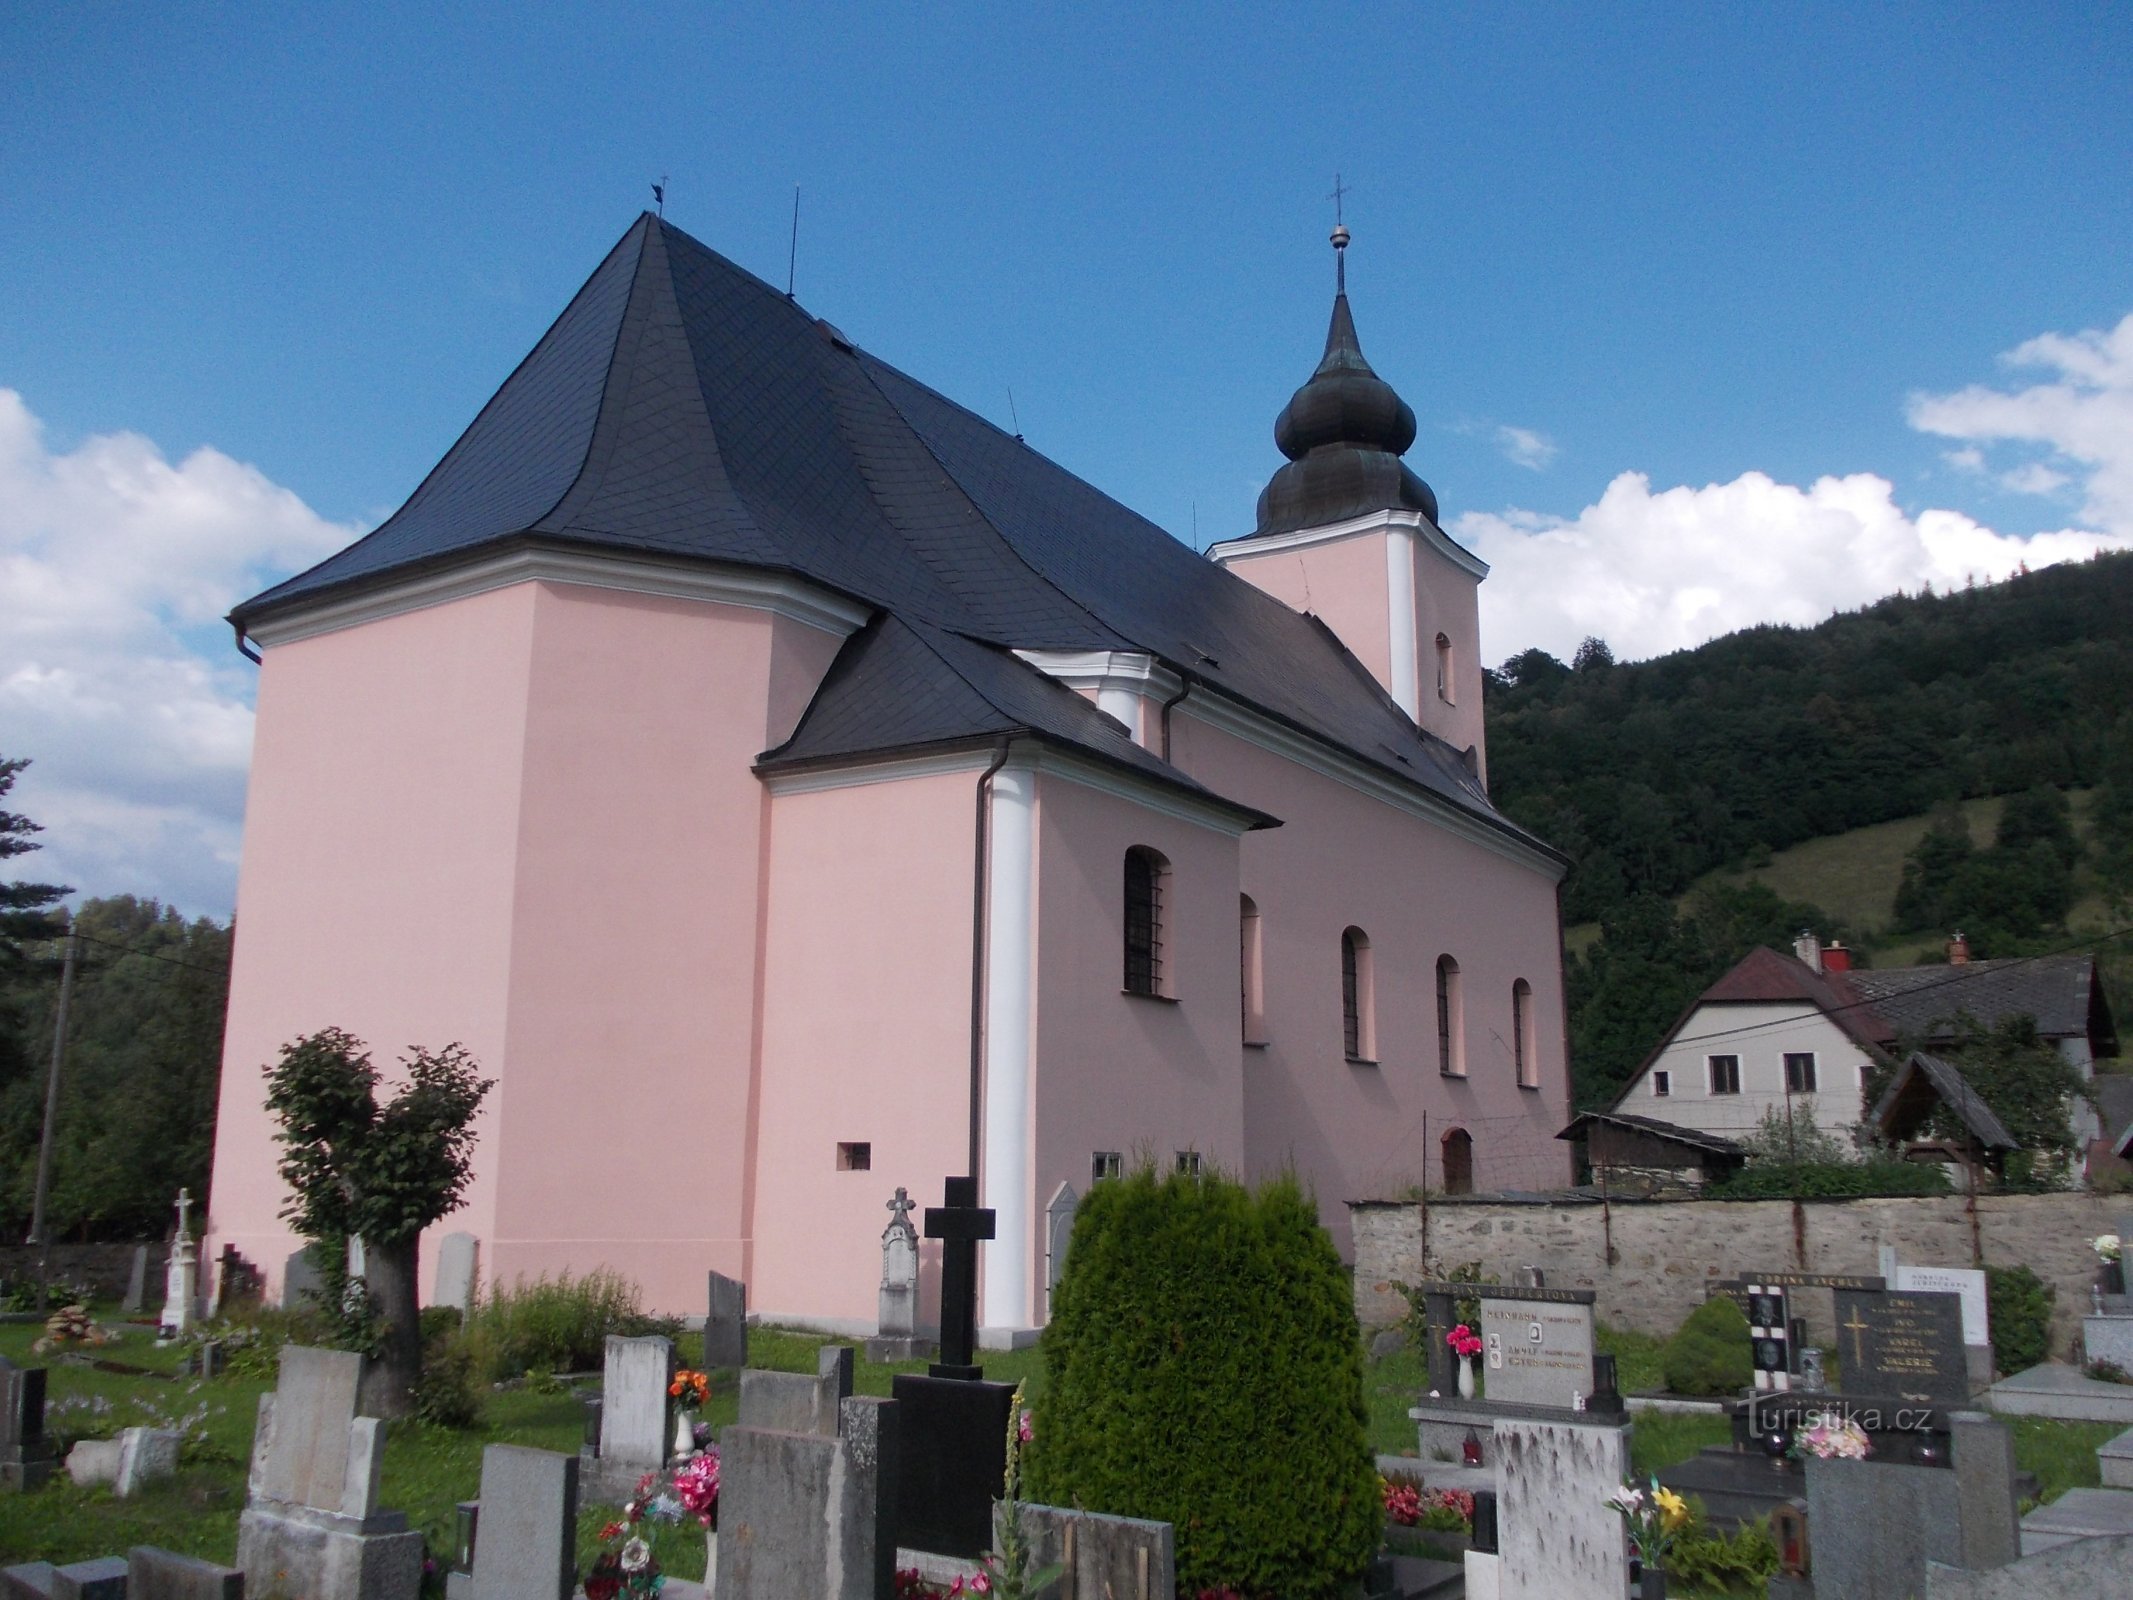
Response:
[[1028, 1166, 1379, 1600], [1985, 1264, 2054, 1376], [1661, 1295, 1753, 1396]]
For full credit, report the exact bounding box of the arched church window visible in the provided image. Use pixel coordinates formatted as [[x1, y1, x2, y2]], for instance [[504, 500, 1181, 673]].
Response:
[[1436, 633, 1454, 704], [1436, 954, 1464, 1076], [1124, 847, 1170, 997], [1341, 927, 1375, 1062], [1513, 978, 1537, 1088], [1442, 1127, 1474, 1195], [1240, 895, 1265, 1043]]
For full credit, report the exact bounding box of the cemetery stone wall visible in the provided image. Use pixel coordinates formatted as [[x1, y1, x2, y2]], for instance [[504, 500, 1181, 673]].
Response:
[[0, 1243, 160, 1301], [1352, 1191, 2120, 1354]]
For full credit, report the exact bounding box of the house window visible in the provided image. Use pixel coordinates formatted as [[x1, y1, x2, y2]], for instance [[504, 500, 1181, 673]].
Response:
[[1442, 1128, 1474, 1195], [1785, 1052, 1817, 1094], [1091, 1151, 1123, 1183], [1123, 846, 1170, 997], [1436, 633, 1454, 704], [1512, 978, 1537, 1088], [1175, 1150, 1202, 1178], [836, 1142, 871, 1171], [1240, 894, 1265, 1043], [1436, 955, 1464, 1076], [1652, 1070, 1672, 1098], [1708, 1055, 1741, 1095], [1341, 927, 1375, 1061]]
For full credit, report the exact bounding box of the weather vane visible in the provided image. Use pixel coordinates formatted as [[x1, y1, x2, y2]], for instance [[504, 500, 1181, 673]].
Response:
[[1329, 173, 1351, 291]]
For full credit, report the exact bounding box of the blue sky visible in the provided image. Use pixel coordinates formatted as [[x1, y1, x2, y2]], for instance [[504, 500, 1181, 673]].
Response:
[[3, 4, 2130, 917]]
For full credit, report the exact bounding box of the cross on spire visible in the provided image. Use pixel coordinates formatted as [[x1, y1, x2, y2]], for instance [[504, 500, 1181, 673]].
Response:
[[1328, 174, 1352, 292]]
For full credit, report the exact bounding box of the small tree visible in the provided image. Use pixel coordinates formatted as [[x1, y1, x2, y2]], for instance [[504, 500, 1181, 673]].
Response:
[[265, 1028, 492, 1417]]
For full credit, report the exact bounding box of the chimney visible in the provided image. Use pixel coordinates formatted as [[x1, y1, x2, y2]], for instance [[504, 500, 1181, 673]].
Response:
[[1947, 931, 1971, 965], [1793, 930, 1823, 974], [1821, 942, 1852, 973]]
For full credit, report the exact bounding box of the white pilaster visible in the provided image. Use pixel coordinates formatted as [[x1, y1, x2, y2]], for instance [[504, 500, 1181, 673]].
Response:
[[981, 764, 1037, 1331], [1385, 527, 1419, 719]]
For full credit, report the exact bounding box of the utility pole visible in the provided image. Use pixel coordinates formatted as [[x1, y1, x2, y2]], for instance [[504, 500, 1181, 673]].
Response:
[[27, 930, 78, 1312]]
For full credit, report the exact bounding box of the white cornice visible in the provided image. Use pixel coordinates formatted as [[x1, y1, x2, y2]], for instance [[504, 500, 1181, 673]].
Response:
[[1206, 507, 1490, 582], [245, 547, 873, 648], [1024, 745, 1262, 839], [1012, 649, 1185, 700], [1180, 690, 1564, 878], [760, 749, 992, 797]]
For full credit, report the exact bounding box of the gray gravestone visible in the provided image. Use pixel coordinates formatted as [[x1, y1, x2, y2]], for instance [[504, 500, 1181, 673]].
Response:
[[27, 1558, 129, 1599], [1925, 1533, 2133, 1599], [1045, 1182, 1078, 1302], [738, 1363, 851, 1439], [1836, 1289, 1972, 1403], [1478, 1295, 1596, 1409], [433, 1233, 479, 1319], [126, 1546, 246, 1600], [470, 1445, 577, 1600], [715, 1394, 899, 1600], [123, 1246, 149, 1314], [1948, 1413, 2021, 1571], [1899, 1265, 1994, 1391], [2085, 1314, 2133, 1370], [865, 1191, 932, 1362], [704, 1272, 747, 1371], [1810, 1453, 2004, 1596], [1012, 1503, 1174, 1600], [115, 1426, 183, 1497], [599, 1335, 672, 1468], [256, 1346, 362, 1508], [0, 1357, 55, 1491], [1493, 1417, 1629, 1599], [281, 1246, 325, 1313]]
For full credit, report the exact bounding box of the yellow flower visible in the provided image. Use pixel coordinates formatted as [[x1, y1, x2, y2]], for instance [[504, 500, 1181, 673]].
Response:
[[1654, 1487, 1689, 1530]]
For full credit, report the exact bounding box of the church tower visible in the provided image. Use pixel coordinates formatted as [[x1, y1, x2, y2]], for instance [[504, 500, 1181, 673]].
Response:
[[1210, 224, 1489, 781]]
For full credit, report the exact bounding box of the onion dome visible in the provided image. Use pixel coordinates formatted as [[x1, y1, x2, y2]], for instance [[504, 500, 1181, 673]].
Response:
[[1254, 237, 1438, 537]]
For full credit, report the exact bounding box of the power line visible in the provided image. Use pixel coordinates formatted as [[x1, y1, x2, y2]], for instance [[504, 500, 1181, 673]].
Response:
[[51, 929, 231, 979]]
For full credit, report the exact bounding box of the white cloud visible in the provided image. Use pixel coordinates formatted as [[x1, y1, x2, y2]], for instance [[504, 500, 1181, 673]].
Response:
[[0, 390, 355, 919], [1908, 312, 2133, 532], [1494, 425, 1558, 471], [1460, 468, 2133, 666]]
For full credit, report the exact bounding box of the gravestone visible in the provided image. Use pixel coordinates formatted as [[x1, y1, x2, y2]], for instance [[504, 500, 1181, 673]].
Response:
[[0, 1356, 55, 1491], [1477, 1287, 1596, 1408], [0, 1557, 130, 1598], [583, 1335, 672, 1502], [737, 1350, 853, 1438], [159, 1187, 200, 1341], [432, 1233, 478, 1319], [282, 1245, 326, 1313], [717, 1393, 899, 1600], [1746, 1282, 1794, 1392], [466, 1445, 577, 1600], [115, 1426, 183, 1497], [1011, 1504, 1174, 1600], [236, 1344, 424, 1600], [127, 1546, 247, 1599], [1836, 1289, 1971, 1404], [704, 1271, 747, 1371], [865, 1190, 932, 1362], [1807, 1414, 2021, 1597], [1898, 1263, 1993, 1392], [892, 1175, 1015, 1558], [1044, 1182, 1078, 1307], [123, 1246, 149, 1314], [1492, 1416, 1629, 1600]]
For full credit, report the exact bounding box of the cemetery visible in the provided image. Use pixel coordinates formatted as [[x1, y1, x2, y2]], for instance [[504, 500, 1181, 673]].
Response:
[[3, 1177, 2133, 1596]]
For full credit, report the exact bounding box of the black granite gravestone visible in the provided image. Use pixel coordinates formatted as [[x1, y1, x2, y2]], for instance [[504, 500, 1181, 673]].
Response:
[[1834, 1289, 1969, 1404], [1746, 1283, 1793, 1393], [923, 1176, 994, 1382]]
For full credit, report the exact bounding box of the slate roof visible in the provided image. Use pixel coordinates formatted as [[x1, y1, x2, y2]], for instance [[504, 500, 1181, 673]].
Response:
[[235, 214, 1550, 856], [1845, 956, 2110, 1050], [1870, 1051, 2019, 1152]]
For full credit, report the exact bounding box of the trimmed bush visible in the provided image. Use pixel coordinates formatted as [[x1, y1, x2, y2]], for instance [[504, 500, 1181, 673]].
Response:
[[1662, 1295, 1753, 1397], [1986, 1264, 2054, 1376], [1029, 1166, 1379, 1600]]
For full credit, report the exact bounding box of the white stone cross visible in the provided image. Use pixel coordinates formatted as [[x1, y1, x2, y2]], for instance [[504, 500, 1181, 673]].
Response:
[[884, 1187, 916, 1239], [174, 1187, 194, 1240]]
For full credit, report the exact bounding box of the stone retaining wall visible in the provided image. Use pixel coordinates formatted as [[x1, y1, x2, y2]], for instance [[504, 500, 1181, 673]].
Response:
[[0, 1242, 157, 1300], [1350, 1192, 2124, 1356]]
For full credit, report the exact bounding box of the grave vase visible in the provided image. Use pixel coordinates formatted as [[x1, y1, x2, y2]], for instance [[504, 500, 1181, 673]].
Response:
[[673, 1409, 696, 1461], [1457, 1355, 1475, 1400], [1639, 1562, 1668, 1599]]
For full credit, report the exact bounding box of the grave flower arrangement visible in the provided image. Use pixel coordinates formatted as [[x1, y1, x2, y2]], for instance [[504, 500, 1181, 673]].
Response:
[[2094, 1234, 2121, 1265], [669, 1368, 710, 1408], [584, 1516, 663, 1600], [1445, 1323, 1483, 1360], [1607, 1477, 1689, 1567], [1381, 1475, 1475, 1534], [1790, 1414, 1871, 1460]]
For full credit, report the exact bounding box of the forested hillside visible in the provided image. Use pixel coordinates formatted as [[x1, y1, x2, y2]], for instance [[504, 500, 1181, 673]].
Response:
[[1483, 551, 2133, 1108]]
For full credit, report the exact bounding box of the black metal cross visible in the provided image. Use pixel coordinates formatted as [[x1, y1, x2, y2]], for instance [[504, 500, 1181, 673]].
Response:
[[1329, 173, 1350, 226], [924, 1174, 995, 1380]]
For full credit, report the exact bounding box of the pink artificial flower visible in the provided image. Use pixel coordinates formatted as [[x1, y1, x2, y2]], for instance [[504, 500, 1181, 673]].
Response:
[[1017, 1410, 1034, 1444]]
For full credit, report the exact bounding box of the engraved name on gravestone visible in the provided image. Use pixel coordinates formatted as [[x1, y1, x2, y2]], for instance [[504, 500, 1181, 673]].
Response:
[[1834, 1289, 1969, 1403], [1477, 1290, 1595, 1409]]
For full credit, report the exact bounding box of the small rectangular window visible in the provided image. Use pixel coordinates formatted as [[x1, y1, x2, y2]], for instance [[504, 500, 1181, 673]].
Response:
[[836, 1141, 871, 1171], [1784, 1052, 1817, 1094], [1652, 1070, 1671, 1098], [1708, 1056, 1741, 1096], [1175, 1150, 1202, 1177], [1091, 1151, 1123, 1183]]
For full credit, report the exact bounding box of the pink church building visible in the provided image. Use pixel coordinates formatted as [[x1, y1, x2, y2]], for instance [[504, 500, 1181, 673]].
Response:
[[204, 213, 1573, 1341]]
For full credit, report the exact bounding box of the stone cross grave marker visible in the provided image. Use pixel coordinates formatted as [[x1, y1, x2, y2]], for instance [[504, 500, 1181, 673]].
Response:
[[864, 1189, 928, 1361], [159, 1187, 199, 1341], [1835, 1288, 1970, 1404], [432, 1233, 479, 1319], [0, 1355, 55, 1491], [467, 1444, 578, 1600], [924, 1174, 994, 1381], [704, 1270, 747, 1370]]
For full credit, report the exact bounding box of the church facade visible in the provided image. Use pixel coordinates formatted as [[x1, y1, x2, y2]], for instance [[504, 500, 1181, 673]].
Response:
[[203, 214, 1573, 1338]]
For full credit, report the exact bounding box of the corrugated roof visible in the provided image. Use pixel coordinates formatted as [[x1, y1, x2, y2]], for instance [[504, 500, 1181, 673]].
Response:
[[235, 214, 1552, 857]]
